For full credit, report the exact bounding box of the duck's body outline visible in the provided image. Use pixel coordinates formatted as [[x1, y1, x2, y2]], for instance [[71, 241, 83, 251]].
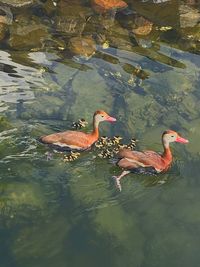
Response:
[[40, 110, 116, 151], [113, 130, 189, 191]]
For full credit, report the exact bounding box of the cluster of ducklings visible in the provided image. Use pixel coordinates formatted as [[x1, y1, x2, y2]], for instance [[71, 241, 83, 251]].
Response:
[[95, 136, 137, 159], [71, 118, 88, 129], [63, 151, 81, 162], [67, 118, 138, 161]]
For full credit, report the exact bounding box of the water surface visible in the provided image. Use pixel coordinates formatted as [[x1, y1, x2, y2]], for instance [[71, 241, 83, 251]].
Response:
[[0, 1, 200, 267]]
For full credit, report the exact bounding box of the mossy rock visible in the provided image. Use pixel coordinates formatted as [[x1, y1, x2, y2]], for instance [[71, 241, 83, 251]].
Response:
[[0, 116, 12, 131], [9, 15, 50, 50], [0, 182, 47, 226], [12, 215, 71, 267], [94, 205, 144, 267]]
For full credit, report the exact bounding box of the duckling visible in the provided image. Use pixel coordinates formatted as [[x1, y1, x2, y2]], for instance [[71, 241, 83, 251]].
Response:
[[71, 118, 88, 130], [95, 136, 108, 149], [106, 139, 114, 147], [113, 147, 120, 154], [111, 136, 123, 145], [98, 149, 113, 159], [95, 141, 104, 149], [63, 151, 80, 162], [78, 118, 88, 128], [126, 138, 138, 149], [126, 143, 136, 150], [99, 136, 109, 145]]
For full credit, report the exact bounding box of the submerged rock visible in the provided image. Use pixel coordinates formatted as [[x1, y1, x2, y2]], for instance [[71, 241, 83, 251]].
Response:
[[179, 4, 200, 28], [94, 206, 144, 267], [132, 16, 153, 36], [12, 214, 71, 267], [69, 36, 96, 58], [91, 0, 128, 14], [0, 0, 36, 7], [0, 116, 12, 131], [0, 182, 47, 227], [8, 15, 50, 50]]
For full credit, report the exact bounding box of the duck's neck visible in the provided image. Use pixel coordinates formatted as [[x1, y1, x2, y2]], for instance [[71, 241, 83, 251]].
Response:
[[91, 118, 99, 140], [162, 140, 172, 163]]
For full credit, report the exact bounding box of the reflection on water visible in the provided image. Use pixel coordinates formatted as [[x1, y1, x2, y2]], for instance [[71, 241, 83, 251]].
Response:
[[0, 1, 200, 267]]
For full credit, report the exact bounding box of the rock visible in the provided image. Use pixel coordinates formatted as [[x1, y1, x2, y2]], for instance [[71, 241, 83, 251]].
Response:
[[179, 4, 200, 28], [12, 215, 71, 267], [8, 15, 50, 50], [55, 2, 92, 36], [94, 205, 144, 267], [0, 0, 35, 7], [0, 116, 12, 131], [132, 16, 153, 36], [68, 36, 96, 58], [0, 182, 47, 227], [91, 0, 128, 14]]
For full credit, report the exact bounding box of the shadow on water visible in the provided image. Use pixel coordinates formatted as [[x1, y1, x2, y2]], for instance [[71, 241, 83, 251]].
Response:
[[0, 0, 200, 266]]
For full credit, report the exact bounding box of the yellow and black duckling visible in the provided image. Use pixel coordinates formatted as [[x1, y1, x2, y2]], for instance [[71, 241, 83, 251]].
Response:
[[63, 151, 81, 162], [98, 148, 113, 159], [111, 135, 123, 145], [95, 136, 110, 149], [126, 138, 137, 150], [71, 118, 88, 130]]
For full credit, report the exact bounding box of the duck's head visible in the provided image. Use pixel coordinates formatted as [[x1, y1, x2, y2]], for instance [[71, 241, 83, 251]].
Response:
[[162, 130, 189, 146], [93, 110, 116, 124]]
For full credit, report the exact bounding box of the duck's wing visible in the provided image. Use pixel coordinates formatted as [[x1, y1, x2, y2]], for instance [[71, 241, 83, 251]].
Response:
[[117, 149, 165, 173], [40, 131, 94, 149]]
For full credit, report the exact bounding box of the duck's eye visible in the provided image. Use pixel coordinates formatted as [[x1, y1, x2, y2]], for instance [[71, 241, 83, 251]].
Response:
[[101, 115, 104, 118], [171, 135, 174, 138]]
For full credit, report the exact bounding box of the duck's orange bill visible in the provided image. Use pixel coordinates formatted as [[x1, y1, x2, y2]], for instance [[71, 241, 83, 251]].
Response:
[[106, 116, 117, 122], [175, 136, 189, 144]]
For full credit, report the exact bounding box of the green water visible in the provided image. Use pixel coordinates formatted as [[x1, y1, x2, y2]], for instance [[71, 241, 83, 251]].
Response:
[[0, 0, 200, 266]]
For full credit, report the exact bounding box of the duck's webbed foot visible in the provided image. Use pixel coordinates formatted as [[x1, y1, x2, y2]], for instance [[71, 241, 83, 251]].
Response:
[[113, 176, 122, 192], [112, 170, 130, 192]]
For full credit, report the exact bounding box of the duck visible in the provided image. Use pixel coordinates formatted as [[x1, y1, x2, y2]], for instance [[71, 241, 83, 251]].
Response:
[[113, 130, 189, 191], [40, 110, 116, 151]]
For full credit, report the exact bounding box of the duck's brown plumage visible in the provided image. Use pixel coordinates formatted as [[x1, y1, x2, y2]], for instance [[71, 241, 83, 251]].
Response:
[[40, 110, 116, 151], [40, 131, 98, 150], [113, 130, 189, 191], [117, 149, 171, 173]]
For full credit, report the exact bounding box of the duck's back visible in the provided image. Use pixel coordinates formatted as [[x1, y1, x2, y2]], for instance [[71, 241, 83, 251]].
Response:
[[117, 149, 170, 173], [40, 130, 95, 150]]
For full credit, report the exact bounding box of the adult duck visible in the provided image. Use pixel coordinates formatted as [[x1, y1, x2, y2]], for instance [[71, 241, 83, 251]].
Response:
[[40, 110, 116, 151], [113, 130, 189, 191]]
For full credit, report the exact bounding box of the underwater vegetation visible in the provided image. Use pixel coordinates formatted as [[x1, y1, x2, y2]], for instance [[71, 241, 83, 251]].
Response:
[[0, 0, 199, 267]]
